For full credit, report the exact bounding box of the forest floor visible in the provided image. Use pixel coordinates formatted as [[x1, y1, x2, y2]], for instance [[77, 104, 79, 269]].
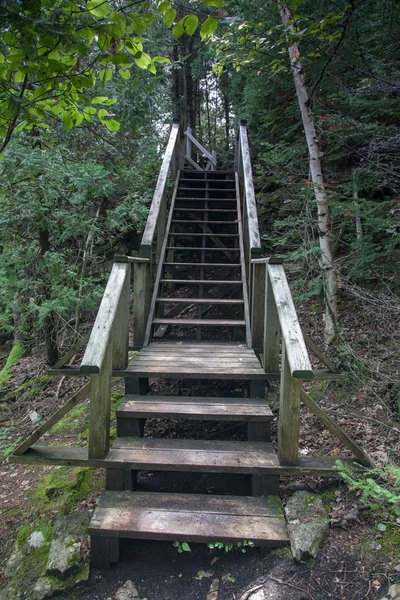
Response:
[[0, 288, 399, 600]]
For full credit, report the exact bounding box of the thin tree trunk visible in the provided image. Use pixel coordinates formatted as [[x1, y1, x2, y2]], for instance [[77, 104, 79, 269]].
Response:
[[38, 227, 59, 365], [352, 174, 363, 240], [279, 2, 338, 345]]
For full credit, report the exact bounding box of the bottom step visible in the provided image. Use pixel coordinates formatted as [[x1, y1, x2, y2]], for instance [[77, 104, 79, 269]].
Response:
[[89, 491, 288, 568]]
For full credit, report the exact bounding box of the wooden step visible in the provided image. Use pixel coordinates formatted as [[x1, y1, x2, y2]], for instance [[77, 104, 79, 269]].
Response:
[[173, 208, 236, 213], [164, 262, 241, 267], [110, 438, 274, 474], [159, 279, 242, 285], [166, 247, 239, 252], [170, 233, 238, 237], [178, 188, 235, 193], [152, 318, 246, 327], [180, 178, 235, 183], [172, 220, 238, 225], [89, 491, 288, 568], [156, 298, 244, 304], [117, 395, 273, 421], [175, 198, 236, 202]]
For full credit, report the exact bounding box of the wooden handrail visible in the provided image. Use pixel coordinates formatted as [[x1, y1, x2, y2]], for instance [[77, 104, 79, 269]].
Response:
[[238, 124, 261, 254], [140, 123, 181, 258], [185, 129, 217, 166], [267, 263, 313, 379], [81, 262, 131, 375]]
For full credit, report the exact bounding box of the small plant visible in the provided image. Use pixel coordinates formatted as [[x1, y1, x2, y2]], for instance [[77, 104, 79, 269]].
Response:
[[336, 460, 400, 519], [173, 541, 191, 553], [207, 540, 254, 553]]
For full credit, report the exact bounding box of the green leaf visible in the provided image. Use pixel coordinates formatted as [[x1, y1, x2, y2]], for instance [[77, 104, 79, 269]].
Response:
[[87, 0, 110, 18], [204, 0, 225, 6], [164, 7, 176, 27], [62, 111, 73, 132], [134, 51, 151, 69], [200, 17, 219, 40], [14, 71, 25, 83], [153, 56, 170, 64], [125, 37, 144, 55], [157, 1, 171, 14], [118, 68, 131, 79], [181, 542, 191, 552], [0, 153, 4, 160], [108, 11, 126, 37], [110, 53, 131, 66], [98, 108, 109, 119], [184, 15, 198, 36], [104, 119, 120, 131], [80, 27, 95, 42], [99, 68, 112, 84], [147, 61, 156, 74], [14, 120, 27, 134]]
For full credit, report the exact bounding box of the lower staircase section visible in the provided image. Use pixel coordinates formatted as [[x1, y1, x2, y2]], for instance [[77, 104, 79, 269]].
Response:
[[89, 492, 288, 570]]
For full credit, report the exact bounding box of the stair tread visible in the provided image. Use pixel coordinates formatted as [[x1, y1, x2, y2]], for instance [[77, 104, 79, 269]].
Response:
[[171, 233, 239, 237], [108, 437, 274, 473], [156, 298, 244, 304], [164, 262, 241, 267], [166, 247, 239, 251], [118, 395, 273, 421], [88, 491, 288, 546], [173, 208, 236, 212], [172, 220, 238, 224], [152, 318, 246, 326], [160, 279, 242, 284]]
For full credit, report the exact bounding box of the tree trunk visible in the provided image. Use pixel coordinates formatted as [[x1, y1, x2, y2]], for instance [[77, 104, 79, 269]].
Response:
[[278, 2, 338, 345], [39, 227, 59, 365]]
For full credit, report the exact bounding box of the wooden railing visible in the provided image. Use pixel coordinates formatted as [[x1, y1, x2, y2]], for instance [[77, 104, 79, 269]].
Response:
[[185, 127, 217, 171], [251, 258, 313, 466], [80, 256, 150, 459], [235, 121, 262, 316]]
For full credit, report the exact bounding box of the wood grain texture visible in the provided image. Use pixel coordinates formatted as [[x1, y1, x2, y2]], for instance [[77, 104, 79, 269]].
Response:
[[133, 261, 151, 347], [140, 123, 180, 257], [267, 263, 312, 379], [264, 267, 281, 372], [89, 343, 111, 459], [278, 344, 301, 465], [238, 125, 261, 253], [81, 262, 130, 374], [89, 491, 288, 546]]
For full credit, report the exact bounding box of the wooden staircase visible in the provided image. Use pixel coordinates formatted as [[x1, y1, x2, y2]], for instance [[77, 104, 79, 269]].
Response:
[[10, 122, 362, 570]]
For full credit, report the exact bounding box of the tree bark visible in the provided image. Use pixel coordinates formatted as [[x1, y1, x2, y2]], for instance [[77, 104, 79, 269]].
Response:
[[278, 2, 338, 345]]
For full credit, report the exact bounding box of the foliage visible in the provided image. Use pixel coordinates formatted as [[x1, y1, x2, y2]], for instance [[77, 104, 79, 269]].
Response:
[[0, 342, 24, 388], [208, 540, 254, 553], [173, 540, 191, 553], [337, 460, 400, 520]]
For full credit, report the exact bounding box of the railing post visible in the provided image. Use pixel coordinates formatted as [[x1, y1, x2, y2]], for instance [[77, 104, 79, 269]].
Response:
[[133, 260, 151, 347], [157, 190, 167, 264], [251, 260, 266, 350], [112, 262, 131, 369], [89, 343, 111, 459], [278, 343, 302, 465], [264, 264, 281, 372], [211, 150, 217, 171], [186, 126, 192, 160]]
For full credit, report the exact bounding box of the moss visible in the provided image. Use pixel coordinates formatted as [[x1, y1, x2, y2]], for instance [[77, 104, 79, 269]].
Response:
[[270, 546, 292, 559], [110, 392, 124, 421], [15, 374, 52, 402], [110, 427, 117, 443], [50, 402, 88, 434], [377, 525, 400, 563], [0, 342, 24, 388], [33, 466, 102, 514]]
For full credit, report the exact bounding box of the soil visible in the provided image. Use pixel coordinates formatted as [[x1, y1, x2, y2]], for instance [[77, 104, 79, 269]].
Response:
[[0, 288, 399, 599]]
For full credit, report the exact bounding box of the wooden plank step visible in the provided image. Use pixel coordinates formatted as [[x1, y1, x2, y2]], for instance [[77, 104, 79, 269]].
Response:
[[159, 279, 242, 285], [180, 178, 235, 183], [173, 208, 236, 213], [175, 198, 236, 202], [178, 188, 235, 192], [89, 491, 288, 551], [166, 247, 239, 252], [117, 395, 273, 421], [171, 233, 239, 237], [156, 298, 244, 304], [152, 319, 246, 327], [9, 447, 360, 476], [109, 438, 273, 474], [171, 220, 238, 225], [164, 262, 241, 267], [89, 491, 288, 548]]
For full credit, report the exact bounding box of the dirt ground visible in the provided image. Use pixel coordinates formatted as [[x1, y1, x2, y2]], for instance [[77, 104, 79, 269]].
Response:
[[1, 290, 399, 599]]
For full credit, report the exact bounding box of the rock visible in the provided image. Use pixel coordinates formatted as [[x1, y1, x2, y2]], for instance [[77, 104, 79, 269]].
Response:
[[3, 546, 24, 578], [52, 511, 92, 538], [115, 580, 140, 600], [33, 577, 59, 600], [46, 536, 81, 578], [33, 565, 89, 600], [389, 584, 400, 599], [28, 531, 46, 548], [284, 491, 329, 562], [207, 578, 219, 600]]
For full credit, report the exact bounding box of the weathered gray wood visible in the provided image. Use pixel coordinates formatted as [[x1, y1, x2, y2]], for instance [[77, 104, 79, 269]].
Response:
[[90, 535, 113, 570], [53, 333, 90, 369], [89, 343, 111, 459], [143, 174, 180, 346], [278, 343, 302, 465], [264, 266, 281, 372], [13, 383, 90, 455], [239, 124, 261, 253], [251, 261, 265, 349], [247, 422, 271, 442], [10, 446, 361, 476], [132, 261, 151, 347], [268, 263, 312, 379], [303, 333, 338, 372], [185, 126, 192, 158], [301, 389, 373, 466], [156, 188, 167, 263], [106, 468, 137, 491], [140, 123, 180, 258], [235, 173, 252, 347], [152, 318, 246, 327], [312, 370, 343, 381], [89, 491, 288, 547], [113, 255, 151, 264], [211, 149, 217, 171], [81, 262, 130, 375], [118, 395, 273, 422], [112, 262, 130, 369], [185, 129, 217, 165], [185, 154, 203, 171]]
